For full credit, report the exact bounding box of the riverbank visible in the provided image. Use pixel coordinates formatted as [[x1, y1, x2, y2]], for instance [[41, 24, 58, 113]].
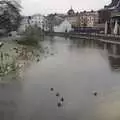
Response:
[[45, 32, 120, 44]]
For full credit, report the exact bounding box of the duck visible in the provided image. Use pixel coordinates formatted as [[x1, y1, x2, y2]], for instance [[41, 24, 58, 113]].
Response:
[[60, 97, 64, 102], [57, 102, 62, 107], [93, 91, 98, 96], [56, 92, 60, 97], [50, 88, 54, 91]]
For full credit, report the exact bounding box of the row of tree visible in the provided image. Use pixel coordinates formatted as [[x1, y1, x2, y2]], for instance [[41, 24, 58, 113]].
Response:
[[0, 0, 21, 34]]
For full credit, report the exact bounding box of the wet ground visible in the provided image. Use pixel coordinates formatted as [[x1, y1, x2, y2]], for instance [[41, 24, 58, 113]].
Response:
[[0, 36, 120, 120]]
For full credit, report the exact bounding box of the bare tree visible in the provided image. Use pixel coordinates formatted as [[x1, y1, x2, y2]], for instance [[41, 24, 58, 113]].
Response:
[[0, 0, 22, 33]]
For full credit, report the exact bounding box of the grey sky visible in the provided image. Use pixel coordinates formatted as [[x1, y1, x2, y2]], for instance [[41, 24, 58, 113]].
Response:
[[21, 0, 111, 15]]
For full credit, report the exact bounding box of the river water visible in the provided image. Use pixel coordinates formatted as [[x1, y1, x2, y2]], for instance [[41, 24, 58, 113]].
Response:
[[1, 36, 120, 120]]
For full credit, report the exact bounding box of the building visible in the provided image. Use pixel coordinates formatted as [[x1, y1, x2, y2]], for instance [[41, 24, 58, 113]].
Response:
[[29, 14, 46, 29], [66, 7, 99, 29], [67, 7, 75, 16], [46, 13, 65, 32], [67, 15, 78, 27], [54, 19, 72, 32], [18, 14, 49, 33], [79, 10, 99, 27], [98, 0, 120, 24], [109, 11, 120, 34], [98, 0, 120, 34], [66, 7, 78, 27]]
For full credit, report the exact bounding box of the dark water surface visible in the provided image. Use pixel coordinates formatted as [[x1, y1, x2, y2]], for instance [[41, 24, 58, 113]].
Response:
[[1, 36, 120, 120]]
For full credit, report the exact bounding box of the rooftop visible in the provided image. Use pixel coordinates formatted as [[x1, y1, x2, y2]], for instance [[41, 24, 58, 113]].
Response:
[[67, 7, 75, 16]]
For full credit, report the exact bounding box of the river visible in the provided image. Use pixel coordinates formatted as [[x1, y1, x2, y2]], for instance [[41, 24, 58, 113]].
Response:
[[0, 36, 120, 120]]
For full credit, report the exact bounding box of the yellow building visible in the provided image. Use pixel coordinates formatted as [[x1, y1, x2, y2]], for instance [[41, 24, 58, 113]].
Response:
[[66, 8, 98, 28], [79, 11, 99, 27]]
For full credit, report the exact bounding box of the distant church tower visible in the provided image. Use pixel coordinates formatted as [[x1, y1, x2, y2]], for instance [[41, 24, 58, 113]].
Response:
[[67, 6, 75, 16]]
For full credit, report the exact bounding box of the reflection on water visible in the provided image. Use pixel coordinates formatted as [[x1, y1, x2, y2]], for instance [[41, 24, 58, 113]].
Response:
[[1, 36, 120, 120], [0, 100, 17, 120], [0, 80, 22, 120], [71, 39, 120, 72], [98, 43, 120, 71], [109, 56, 120, 71]]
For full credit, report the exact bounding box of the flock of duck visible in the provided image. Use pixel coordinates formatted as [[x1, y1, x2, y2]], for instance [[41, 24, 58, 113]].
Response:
[[50, 88, 64, 107], [50, 87, 98, 108]]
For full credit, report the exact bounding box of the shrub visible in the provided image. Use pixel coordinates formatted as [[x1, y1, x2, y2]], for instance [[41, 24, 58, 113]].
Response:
[[17, 26, 44, 46]]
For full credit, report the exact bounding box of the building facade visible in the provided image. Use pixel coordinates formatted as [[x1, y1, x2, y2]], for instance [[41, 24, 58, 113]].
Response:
[[98, 0, 120, 35], [98, 0, 120, 24], [54, 19, 72, 32], [79, 11, 99, 27], [109, 11, 120, 35], [66, 7, 99, 28], [66, 7, 79, 27], [18, 14, 49, 33], [29, 14, 45, 29], [46, 13, 65, 32], [67, 15, 78, 27]]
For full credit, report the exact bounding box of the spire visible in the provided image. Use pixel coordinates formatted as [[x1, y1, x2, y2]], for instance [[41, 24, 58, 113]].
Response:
[[67, 6, 75, 15]]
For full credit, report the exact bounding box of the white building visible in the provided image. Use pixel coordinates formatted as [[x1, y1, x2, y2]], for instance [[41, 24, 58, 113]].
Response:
[[30, 14, 45, 28], [54, 19, 72, 32], [18, 14, 49, 33], [46, 13, 65, 32]]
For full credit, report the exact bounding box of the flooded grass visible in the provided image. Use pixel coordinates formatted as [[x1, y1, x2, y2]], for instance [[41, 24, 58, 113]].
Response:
[[0, 37, 55, 83]]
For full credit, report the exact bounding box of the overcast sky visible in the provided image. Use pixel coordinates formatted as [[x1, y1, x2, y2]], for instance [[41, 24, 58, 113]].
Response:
[[21, 0, 111, 15]]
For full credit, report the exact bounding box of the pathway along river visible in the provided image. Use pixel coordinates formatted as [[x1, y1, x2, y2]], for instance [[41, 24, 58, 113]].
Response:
[[1, 36, 120, 120]]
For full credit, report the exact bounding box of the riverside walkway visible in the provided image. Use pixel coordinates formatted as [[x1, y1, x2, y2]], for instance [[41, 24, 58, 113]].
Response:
[[45, 32, 120, 45]]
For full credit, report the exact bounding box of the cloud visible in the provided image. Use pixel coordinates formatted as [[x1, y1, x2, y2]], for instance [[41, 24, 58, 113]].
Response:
[[21, 0, 111, 15]]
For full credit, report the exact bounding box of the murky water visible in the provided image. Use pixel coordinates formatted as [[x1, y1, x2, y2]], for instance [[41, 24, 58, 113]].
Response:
[[1, 36, 120, 120]]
